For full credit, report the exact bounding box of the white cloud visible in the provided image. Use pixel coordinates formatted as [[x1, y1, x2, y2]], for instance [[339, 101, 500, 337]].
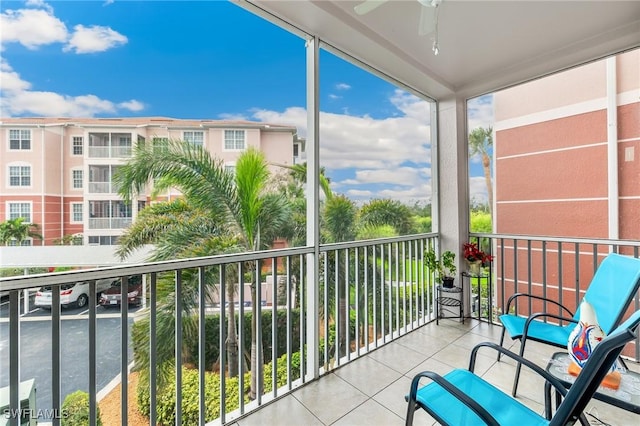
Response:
[[378, 183, 432, 201], [336, 83, 351, 90], [346, 189, 373, 198], [0, 7, 67, 49], [0, 60, 31, 93], [339, 167, 430, 186], [328, 94, 341, 100], [218, 112, 249, 120], [26, 0, 54, 14], [0, 61, 144, 117], [118, 100, 145, 111], [251, 90, 433, 202], [103, 0, 115, 6], [467, 94, 494, 132], [1, 3, 127, 55], [469, 176, 488, 204], [64, 25, 128, 54], [253, 103, 430, 171]]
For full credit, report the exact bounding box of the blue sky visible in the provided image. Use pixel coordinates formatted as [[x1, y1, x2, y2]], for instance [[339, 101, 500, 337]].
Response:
[[1, 0, 492, 204]]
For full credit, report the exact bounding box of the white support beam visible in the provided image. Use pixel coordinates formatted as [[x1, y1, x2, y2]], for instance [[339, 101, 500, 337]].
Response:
[[437, 96, 470, 314], [305, 35, 320, 380]]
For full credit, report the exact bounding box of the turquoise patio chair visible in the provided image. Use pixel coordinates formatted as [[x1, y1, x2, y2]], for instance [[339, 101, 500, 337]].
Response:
[[405, 310, 640, 426], [498, 253, 640, 396]]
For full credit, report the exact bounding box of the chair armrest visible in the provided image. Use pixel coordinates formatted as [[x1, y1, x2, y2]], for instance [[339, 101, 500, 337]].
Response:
[[523, 312, 578, 337], [469, 342, 569, 398], [505, 293, 575, 318], [408, 371, 500, 426]]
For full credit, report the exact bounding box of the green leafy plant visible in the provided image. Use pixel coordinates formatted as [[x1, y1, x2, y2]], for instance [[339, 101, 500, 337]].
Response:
[[61, 390, 103, 426], [425, 249, 456, 283]]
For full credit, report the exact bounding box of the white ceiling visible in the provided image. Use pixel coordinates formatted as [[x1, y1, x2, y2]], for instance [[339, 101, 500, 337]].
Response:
[[240, 0, 640, 100]]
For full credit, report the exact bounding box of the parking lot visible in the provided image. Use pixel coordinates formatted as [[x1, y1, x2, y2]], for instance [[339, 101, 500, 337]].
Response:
[[0, 293, 142, 420]]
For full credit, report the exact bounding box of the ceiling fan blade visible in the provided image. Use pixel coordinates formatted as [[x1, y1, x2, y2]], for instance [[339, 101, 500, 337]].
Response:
[[418, 4, 436, 35], [354, 0, 389, 15]]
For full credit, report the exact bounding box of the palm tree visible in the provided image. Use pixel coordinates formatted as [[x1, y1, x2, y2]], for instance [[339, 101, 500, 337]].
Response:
[[469, 126, 494, 215], [115, 141, 290, 400], [358, 198, 416, 235], [0, 217, 43, 246], [281, 162, 333, 200], [321, 195, 357, 358]]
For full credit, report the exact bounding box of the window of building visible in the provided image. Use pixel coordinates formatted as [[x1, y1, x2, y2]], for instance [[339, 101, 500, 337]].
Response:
[[71, 203, 83, 223], [8, 129, 31, 150], [224, 130, 246, 150], [72, 169, 84, 189], [183, 131, 204, 147], [88, 235, 119, 245], [8, 238, 32, 247], [7, 202, 31, 222], [8, 165, 31, 187], [152, 137, 169, 153], [72, 136, 84, 155], [224, 164, 236, 174]]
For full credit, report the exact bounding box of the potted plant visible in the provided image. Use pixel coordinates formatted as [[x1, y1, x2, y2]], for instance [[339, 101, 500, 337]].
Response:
[[463, 242, 494, 276], [425, 248, 457, 288]]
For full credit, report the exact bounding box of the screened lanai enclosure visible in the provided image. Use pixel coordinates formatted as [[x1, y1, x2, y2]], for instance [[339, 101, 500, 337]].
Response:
[[1, 1, 639, 425]]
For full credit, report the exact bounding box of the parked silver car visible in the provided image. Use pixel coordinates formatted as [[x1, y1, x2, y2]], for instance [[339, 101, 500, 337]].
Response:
[[34, 279, 116, 309]]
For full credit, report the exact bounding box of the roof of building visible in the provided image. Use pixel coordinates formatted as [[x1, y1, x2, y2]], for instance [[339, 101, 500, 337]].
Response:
[[0, 116, 297, 131]]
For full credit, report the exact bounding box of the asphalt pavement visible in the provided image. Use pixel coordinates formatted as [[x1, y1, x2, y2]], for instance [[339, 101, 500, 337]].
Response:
[[0, 296, 140, 421]]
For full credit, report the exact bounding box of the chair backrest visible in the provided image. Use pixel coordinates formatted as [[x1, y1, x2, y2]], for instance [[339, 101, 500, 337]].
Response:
[[575, 253, 640, 333], [551, 310, 640, 425]]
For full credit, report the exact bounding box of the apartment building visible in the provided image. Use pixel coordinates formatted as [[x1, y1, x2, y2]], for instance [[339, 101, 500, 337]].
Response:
[[494, 49, 639, 241], [492, 50, 639, 313], [0, 117, 301, 246]]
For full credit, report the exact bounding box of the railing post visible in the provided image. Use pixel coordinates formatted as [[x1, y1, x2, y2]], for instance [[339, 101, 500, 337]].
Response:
[[9, 291, 20, 426]]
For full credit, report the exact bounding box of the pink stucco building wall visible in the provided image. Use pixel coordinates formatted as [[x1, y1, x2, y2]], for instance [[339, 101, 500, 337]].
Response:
[[494, 50, 639, 240], [492, 50, 639, 351], [0, 117, 299, 246]]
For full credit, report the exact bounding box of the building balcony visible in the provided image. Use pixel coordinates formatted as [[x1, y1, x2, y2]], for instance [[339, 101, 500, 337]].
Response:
[[1, 234, 638, 425], [88, 146, 132, 158], [88, 217, 132, 229], [88, 182, 114, 194]]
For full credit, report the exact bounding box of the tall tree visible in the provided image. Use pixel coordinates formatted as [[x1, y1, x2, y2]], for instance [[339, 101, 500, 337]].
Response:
[[115, 141, 290, 400], [359, 198, 415, 235], [469, 126, 494, 216], [0, 217, 42, 246], [282, 162, 333, 201]]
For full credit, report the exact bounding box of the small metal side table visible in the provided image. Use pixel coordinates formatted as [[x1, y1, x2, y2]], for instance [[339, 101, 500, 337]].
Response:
[[436, 285, 463, 324], [461, 271, 491, 322], [545, 352, 640, 416]]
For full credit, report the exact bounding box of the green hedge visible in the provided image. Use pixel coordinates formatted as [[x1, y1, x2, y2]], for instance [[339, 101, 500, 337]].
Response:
[[132, 309, 302, 371], [137, 351, 302, 425], [61, 391, 103, 426]]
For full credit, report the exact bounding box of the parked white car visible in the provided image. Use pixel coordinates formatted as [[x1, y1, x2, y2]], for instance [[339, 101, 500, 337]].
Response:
[[34, 279, 116, 309]]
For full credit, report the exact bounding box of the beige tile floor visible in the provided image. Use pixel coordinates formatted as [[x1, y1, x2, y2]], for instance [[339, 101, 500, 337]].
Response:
[[233, 319, 640, 426]]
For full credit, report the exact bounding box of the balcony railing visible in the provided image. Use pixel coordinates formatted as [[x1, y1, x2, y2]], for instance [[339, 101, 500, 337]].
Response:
[[88, 182, 112, 193], [467, 233, 640, 360], [0, 234, 437, 425], [88, 146, 132, 158], [2, 233, 638, 425], [88, 217, 132, 229]]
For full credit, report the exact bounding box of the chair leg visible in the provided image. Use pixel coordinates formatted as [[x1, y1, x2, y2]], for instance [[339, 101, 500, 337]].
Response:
[[405, 398, 416, 426], [497, 327, 507, 361], [511, 338, 526, 397]]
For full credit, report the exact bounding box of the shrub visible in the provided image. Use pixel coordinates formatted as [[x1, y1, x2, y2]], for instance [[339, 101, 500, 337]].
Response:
[[61, 390, 102, 426], [132, 309, 301, 373], [138, 351, 301, 425]]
